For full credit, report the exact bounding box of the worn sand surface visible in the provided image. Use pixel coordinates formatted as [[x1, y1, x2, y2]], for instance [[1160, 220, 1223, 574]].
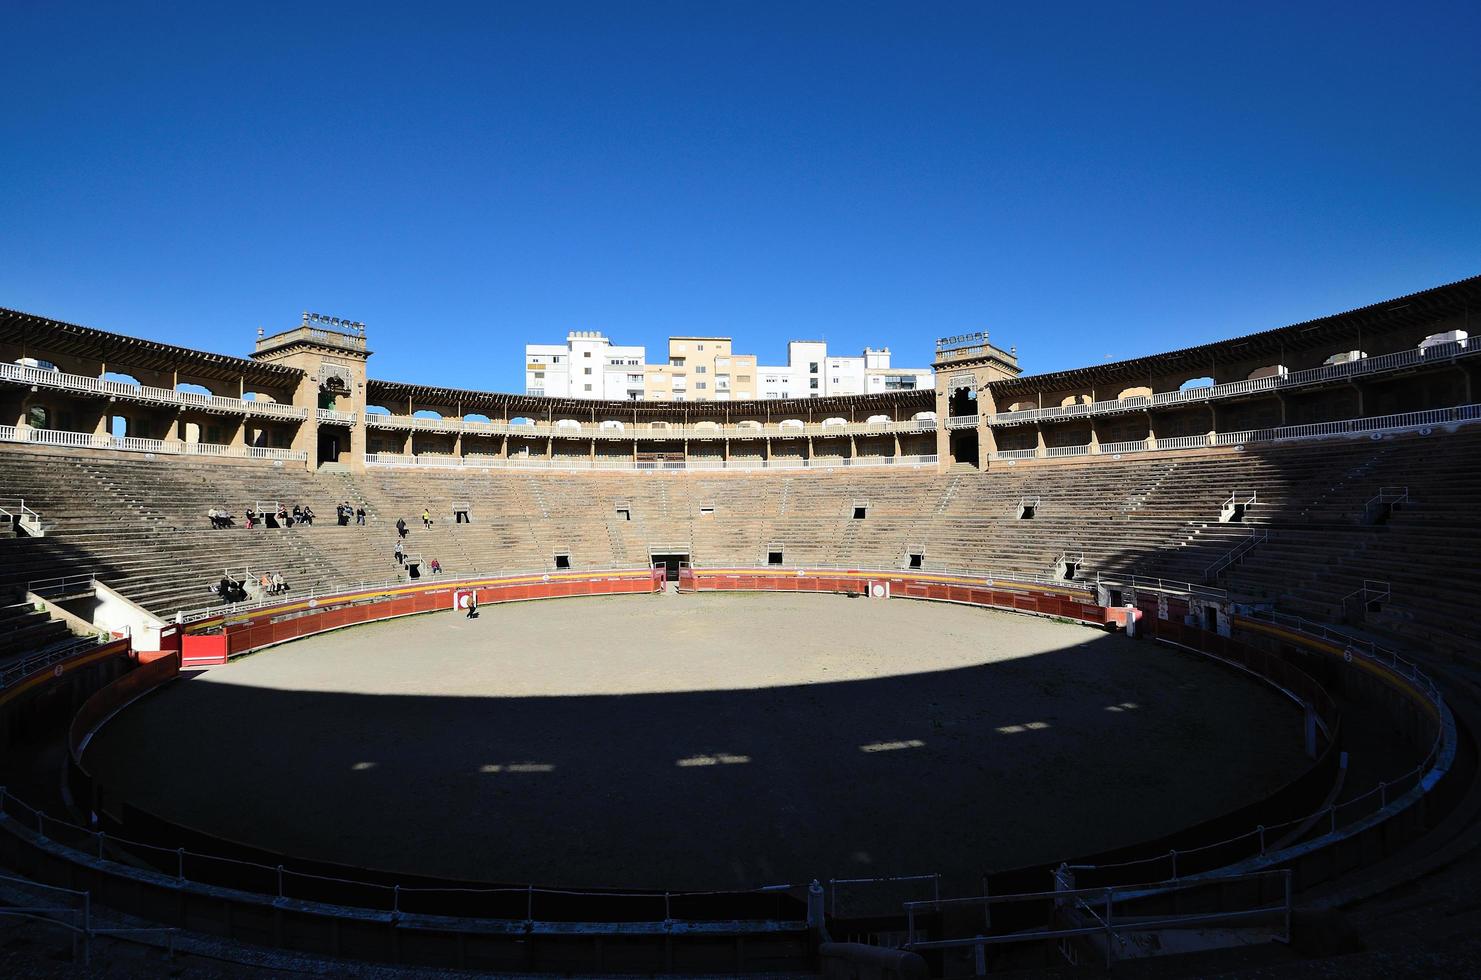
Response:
[[86, 592, 1308, 891]]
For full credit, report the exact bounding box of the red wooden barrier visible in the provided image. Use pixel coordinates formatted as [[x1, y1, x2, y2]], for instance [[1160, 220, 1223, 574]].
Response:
[[679, 568, 1115, 627], [201, 569, 664, 662]]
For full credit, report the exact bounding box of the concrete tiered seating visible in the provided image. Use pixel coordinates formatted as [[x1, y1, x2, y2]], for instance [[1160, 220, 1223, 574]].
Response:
[[3, 428, 1477, 663]]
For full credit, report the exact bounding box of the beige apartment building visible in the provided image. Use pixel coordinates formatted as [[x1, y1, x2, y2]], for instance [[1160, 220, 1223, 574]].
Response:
[[643, 336, 758, 401]]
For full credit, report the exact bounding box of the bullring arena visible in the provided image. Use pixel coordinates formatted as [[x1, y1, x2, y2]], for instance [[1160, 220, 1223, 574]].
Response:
[[0, 276, 1479, 976]]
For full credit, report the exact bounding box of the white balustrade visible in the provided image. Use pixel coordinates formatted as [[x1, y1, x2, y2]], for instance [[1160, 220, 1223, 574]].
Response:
[[0, 361, 308, 418]]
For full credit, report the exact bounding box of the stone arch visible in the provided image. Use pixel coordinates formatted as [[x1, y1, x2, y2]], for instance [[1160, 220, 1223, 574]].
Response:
[[463, 412, 491, 424], [1060, 394, 1092, 407], [912, 411, 937, 422], [1246, 365, 1285, 381], [412, 409, 443, 420], [1323, 350, 1366, 366], [1178, 376, 1215, 391], [865, 414, 891, 425], [822, 417, 847, 427], [102, 371, 140, 386], [1117, 386, 1152, 401], [366, 405, 392, 416], [1007, 400, 1037, 412], [736, 420, 762, 430]]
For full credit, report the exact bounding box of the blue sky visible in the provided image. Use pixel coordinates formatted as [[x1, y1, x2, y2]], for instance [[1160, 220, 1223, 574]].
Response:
[[2, 2, 1478, 391]]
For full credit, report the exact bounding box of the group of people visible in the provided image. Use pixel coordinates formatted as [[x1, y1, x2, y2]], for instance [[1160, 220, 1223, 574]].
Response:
[[206, 507, 235, 529], [211, 575, 248, 602], [257, 570, 288, 595], [336, 501, 366, 526], [243, 503, 315, 529]]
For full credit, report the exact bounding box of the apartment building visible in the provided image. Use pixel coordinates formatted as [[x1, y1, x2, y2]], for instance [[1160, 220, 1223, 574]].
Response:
[[757, 343, 933, 398], [644, 337, 757, 402], [524, 332, 646, 400], [525, 332, 930, 401]]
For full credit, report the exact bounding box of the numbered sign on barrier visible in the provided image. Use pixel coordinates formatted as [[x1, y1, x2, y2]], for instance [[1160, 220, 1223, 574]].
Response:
[[452, 589, 476, 610], [867, 581, 890, 599]]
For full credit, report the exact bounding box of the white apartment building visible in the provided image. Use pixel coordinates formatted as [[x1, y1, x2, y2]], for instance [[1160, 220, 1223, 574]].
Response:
[[757, 342, 933, 399], [524, 332, 646, 400], [525, 333, 932, 401]]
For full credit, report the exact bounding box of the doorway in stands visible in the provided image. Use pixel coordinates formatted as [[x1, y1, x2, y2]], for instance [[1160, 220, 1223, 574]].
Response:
[[950, 430, 979, 468], [649, 553, 689, 582], [317, 431, 341, 466]]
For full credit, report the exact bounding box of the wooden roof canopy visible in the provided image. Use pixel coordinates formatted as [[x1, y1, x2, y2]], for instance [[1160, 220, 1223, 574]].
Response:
[[365, 379, 935, 417], [988, 273, 1481, 398], [0, 307, 302, 387]]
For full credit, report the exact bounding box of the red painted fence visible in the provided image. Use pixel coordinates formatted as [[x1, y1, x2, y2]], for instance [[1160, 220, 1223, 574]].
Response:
[[190, 568, 667, 662], [677, 567, 1120, 627]]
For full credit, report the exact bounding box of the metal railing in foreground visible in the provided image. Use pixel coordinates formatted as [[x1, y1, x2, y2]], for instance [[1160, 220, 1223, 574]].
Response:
[[173, 563, 659, 624], [0, 788, 800, 928], [901, 870, 1291, 968], [0, 867, 177, 965], [1059, 612, 1450, 886]]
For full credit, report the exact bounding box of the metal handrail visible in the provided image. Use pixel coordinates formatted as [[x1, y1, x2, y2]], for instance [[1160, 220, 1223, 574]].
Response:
[[1204, 528, 1269, 581]]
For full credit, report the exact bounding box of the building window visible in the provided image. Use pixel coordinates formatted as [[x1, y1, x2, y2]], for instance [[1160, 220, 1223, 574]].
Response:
[[810, 378, 819, 389], [584, 367, 592, 375], [552, 356, 562, 363], [534, 371, 545, 379], [527, 389, 545, 397], [832, 377, 839, 384], [584, 351, 592, 358], [696, 382, 707, 390], [27, 405, 48, 429], [697, 344, 705, 351], [809, 362, 819, 373], [696, 365, 706, 373], [584, 384, 592, 391]]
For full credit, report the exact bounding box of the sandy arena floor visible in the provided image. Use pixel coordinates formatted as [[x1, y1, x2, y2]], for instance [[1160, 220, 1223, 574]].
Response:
[[85, 592, 1309, 891]]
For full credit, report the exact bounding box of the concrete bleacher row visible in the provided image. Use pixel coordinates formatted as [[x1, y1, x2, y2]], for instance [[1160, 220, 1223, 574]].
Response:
[[1, 428, 1475, 659]]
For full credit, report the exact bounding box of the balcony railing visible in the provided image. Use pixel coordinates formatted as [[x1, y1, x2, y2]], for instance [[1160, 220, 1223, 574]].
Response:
[[986, 339, 1477, 427], [364, 453, 939, 473], [255, 325, 367, 352], [0, 425, 306, 461], [0, 362, 308, 419], [986, 402, 1481, 462], [315, 408, 358, 424], [363, 413, 938, 440]]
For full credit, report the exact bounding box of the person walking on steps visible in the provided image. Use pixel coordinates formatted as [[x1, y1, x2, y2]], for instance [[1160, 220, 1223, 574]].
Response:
[[422, 507, 432, 529], [396, 517, 407, 539], [394, 540, 404, 565]]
